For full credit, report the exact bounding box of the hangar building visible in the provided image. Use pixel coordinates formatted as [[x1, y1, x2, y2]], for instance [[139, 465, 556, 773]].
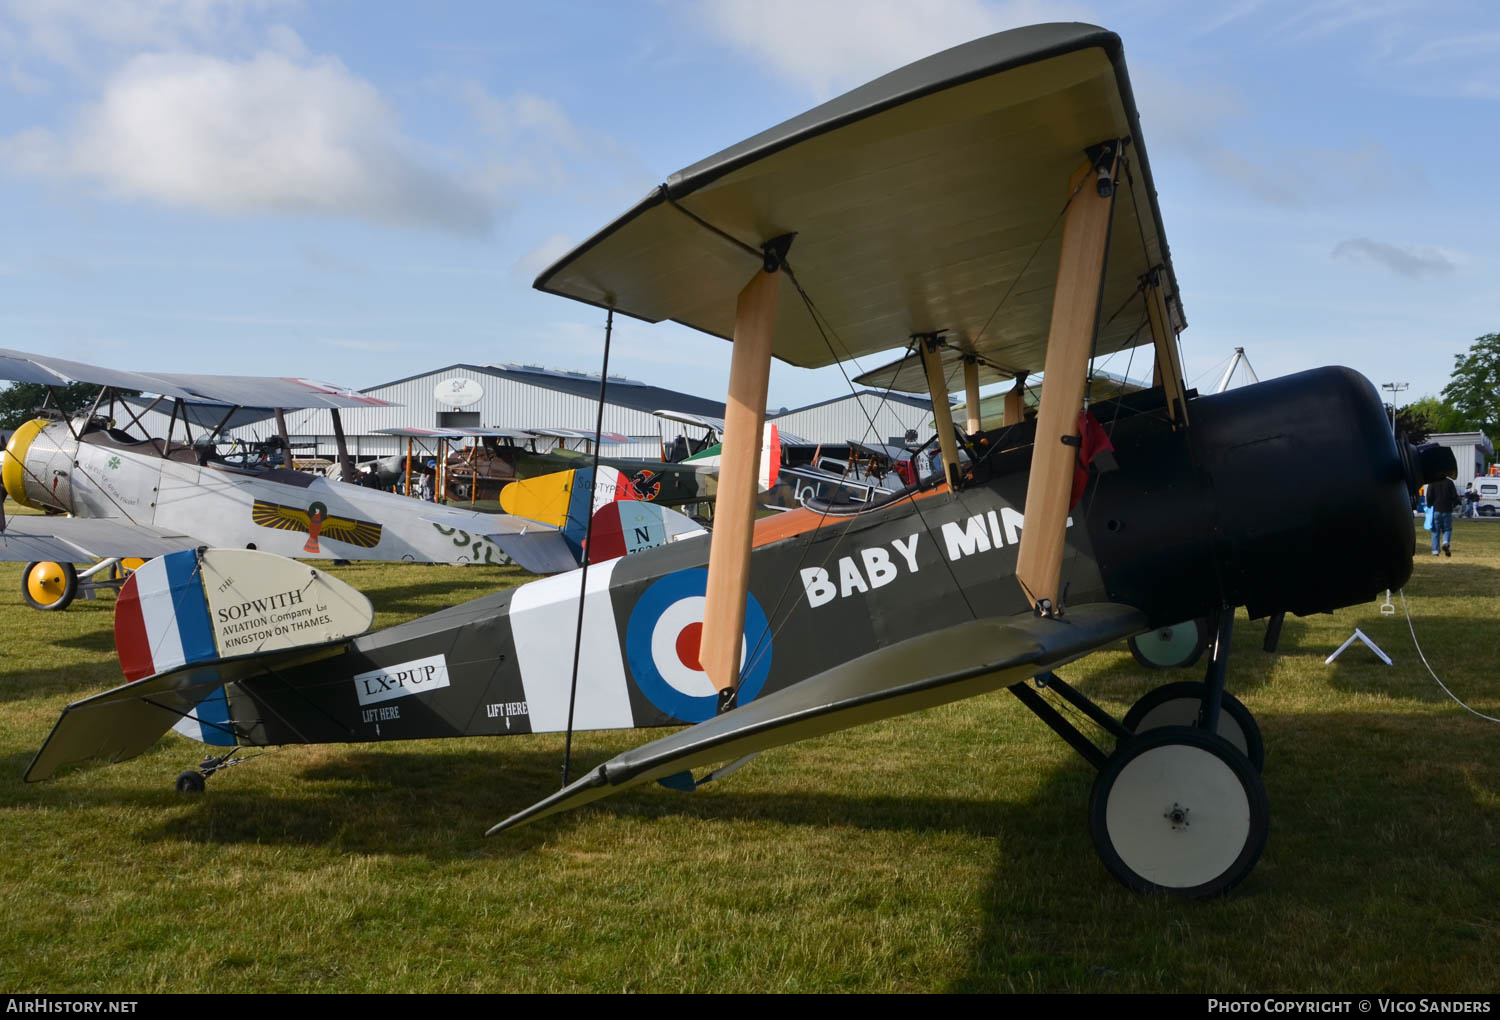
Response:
[[769, 391, 934, 448], [136, 363, 727, 462]]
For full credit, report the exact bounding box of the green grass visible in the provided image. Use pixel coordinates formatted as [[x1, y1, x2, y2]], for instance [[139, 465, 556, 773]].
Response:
[[1, 523, 1498, 992]]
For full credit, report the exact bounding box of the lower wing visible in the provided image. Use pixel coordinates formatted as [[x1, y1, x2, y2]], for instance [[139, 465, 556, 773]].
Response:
[[487, 602, 1146, 834], [0, 516, 200, 562]]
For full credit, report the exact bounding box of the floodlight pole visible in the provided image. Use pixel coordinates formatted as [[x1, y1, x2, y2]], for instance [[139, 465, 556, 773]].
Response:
[[1381, 382, 1408, 434], [1015, 147, 1118, 613]]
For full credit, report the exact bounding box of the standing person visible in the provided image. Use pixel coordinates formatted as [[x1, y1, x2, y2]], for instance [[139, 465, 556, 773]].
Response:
[[1463, 482, 1478, 519], [1427, 473, 1460, 557]]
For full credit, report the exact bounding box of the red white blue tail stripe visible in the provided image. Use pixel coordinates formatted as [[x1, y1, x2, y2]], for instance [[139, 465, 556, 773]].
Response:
[[114, 550, 217, 683]]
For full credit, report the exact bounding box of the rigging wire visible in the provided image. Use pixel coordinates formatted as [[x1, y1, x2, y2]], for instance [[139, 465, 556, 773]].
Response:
[[1400, 588, 1500, 725], [970, 173, 1091, 351], [561, 307, 615, 785], [783, 263, 981, 622]]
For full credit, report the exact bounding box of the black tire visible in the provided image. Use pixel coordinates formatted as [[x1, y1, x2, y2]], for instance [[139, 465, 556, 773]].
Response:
[[1090, 726, 1269, 898], [21, 561, 77, 612], [1121, 680, 1265, 772], [175, 771, 206, 794], [1128, 618, 1209, 669]]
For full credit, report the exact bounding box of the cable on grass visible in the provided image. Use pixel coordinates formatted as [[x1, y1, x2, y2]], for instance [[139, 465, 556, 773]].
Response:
[[1400, 588, 1500, 725]]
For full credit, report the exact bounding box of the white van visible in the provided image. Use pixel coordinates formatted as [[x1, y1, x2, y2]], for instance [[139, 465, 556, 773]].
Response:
[[1473, 477, 1500, 516]]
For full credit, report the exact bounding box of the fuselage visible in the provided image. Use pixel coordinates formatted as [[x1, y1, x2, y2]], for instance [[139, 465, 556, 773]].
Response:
[[183, 367, 1418, 749], [2, 418, 522, 565]]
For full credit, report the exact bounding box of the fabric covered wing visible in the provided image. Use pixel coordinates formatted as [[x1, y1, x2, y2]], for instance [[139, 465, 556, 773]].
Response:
[[0, 517, 200, 562], [487, 602, 1146, 834], [534, 24, 1182, 373]]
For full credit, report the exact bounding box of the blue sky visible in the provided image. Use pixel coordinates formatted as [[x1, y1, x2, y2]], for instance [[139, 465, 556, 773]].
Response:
[[1, 0, 1495, 413]]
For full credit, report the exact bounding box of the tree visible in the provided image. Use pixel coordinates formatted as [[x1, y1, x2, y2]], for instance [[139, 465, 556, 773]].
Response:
[[0, 382, 106, 431], [1404, 395, 1469, 437], [1441, 332, 1500, 439], [1393, 403, 1432, 444]]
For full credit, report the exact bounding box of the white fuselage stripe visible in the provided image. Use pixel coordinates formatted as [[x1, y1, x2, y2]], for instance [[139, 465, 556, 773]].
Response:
[[509, 559, 634, 732]]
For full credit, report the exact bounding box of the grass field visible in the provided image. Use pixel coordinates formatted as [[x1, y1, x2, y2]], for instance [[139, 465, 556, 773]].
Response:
[[1, 522, 1498, 993]]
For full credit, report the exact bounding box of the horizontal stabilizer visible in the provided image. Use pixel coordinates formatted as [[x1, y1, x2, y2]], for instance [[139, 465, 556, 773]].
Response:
[[0, 516, 198, 563], [24, 641, 343, 781], [487, 602, 1146, 834], [489, 530, 581, 574], [27, 547, 373, 780]]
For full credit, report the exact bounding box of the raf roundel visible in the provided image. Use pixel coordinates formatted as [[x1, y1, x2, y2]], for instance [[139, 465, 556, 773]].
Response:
[[625, 568, 772, 723]]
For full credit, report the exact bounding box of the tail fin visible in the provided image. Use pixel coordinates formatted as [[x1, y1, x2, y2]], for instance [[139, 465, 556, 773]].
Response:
[[27, 548, 372, 781], [587, 501, 707, 563], [501, 467, 640, 560], [759, 423, 781, 492]]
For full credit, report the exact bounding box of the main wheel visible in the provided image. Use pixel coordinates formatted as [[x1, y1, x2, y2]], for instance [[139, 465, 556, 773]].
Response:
[[175, 771, 206, 794], [21, 561, 77, 611], [1090, 726, 1269, 897], [1122, 680, 1265, 772], [1128, 618, 1209, 669]]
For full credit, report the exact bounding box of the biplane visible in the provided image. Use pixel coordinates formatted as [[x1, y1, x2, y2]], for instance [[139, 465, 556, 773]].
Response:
[[0, 350, 644, 602], [24, 24, 1452, 897], [654, 408, 909, 509]]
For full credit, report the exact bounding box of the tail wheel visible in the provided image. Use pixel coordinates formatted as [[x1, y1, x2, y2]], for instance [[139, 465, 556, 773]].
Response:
[[1128, 618, 1210, 669], [1090, 726, 1269, 898], [1121, 680, 1265, 772], [22, 561, 78, 611]]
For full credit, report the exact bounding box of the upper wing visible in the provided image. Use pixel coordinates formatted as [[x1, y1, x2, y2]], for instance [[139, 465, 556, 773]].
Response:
[[534, 25, 1182, 372], [0, 516, 200, 562], [488, 603, 1146, 834]]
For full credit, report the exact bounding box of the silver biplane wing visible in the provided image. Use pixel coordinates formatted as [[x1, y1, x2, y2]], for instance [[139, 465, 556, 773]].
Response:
[[0, 516, 199, 563], [0, 348, 397, 411]]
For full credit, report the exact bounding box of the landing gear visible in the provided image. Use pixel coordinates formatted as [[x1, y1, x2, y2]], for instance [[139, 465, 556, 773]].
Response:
[[175, 770, 206, 794], [1090, 726, 1268, 896], [1127, 617, 1209, 669], [1009, 607, 1267, 897], [21, 560, 77, 611], [1122, 680, 1264, 771], [173, 751, 248, 794]]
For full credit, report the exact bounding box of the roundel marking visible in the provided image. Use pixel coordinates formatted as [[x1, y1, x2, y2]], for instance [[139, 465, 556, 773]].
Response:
[[625, 568, 772, 723]]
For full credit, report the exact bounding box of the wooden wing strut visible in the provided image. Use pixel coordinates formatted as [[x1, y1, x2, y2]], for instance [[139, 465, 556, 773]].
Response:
[[700, 262, 782, 695], [1015, 151, 1119, 611]]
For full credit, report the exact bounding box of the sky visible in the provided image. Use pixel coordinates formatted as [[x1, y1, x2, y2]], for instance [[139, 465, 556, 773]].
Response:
[[1, 0, 1495, 414]]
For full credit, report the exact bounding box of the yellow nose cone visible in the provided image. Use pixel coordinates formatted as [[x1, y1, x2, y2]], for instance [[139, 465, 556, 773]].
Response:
[[3, 418, 47, 509], [26, 562, 69, 605]]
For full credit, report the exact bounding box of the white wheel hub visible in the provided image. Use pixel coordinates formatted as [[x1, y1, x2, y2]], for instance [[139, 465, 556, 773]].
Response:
[[1104, 743, 1252, 889]]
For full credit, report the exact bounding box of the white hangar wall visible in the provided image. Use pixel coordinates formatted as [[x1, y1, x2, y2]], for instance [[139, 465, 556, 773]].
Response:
[[770, 391, 935, 447], [130, 364, 729, 462]]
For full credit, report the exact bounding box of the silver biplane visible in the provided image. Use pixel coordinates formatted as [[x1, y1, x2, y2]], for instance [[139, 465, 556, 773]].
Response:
[[0, 350, 596, 607]]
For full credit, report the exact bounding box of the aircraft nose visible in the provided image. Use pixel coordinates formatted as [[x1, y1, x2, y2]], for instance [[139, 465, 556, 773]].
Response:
[[2, 418, 49, 509]]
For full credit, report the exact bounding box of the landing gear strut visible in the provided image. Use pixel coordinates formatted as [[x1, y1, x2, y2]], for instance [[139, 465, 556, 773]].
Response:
[[1009, 607, 1268, 897], [174, 751, 249, 794]]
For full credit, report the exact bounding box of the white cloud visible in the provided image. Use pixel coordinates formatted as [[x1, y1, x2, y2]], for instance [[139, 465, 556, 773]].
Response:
[[513, 233, 576, 281], [0, 0, 289, 72], [1331, 238, 1458, 279], [1, 50, 497, 234], [456, 80, 652, 204], [695, 0, 1096, 99]]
